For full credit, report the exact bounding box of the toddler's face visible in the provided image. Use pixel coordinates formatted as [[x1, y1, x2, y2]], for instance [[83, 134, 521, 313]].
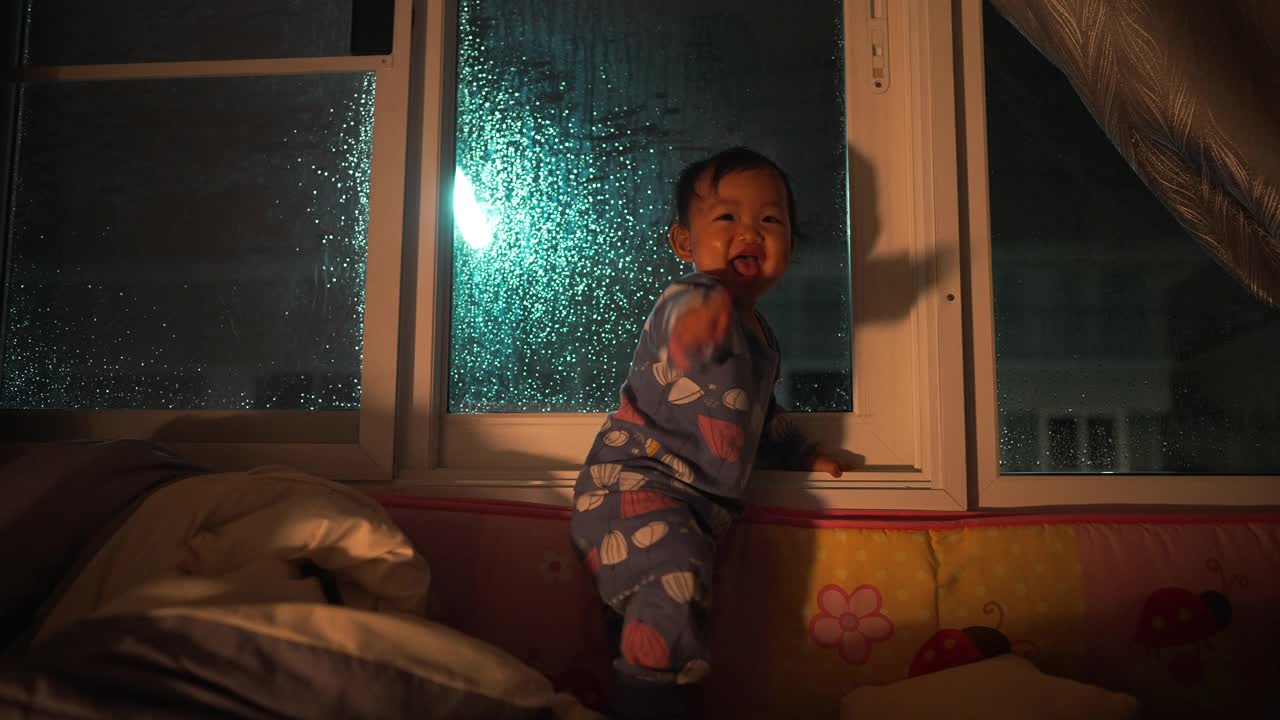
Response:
[[669, 168, 793, 308]]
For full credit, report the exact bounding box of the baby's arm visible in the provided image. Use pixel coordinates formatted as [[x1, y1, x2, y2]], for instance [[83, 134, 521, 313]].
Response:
[[665, 284, 733, 372], [756, 395, 855, 477], [651, 280, 855, 477]]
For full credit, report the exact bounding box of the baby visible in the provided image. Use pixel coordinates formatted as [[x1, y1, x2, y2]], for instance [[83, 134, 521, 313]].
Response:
[[570, 147, 851, 720]]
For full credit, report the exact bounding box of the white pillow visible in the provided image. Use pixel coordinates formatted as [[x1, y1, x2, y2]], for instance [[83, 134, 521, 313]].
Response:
[[840, 655, 1137, 720]]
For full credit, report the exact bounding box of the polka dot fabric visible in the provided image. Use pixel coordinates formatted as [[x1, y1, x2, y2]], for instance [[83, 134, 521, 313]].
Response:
[[929, 524, 1088, 678], [372, 494, 1280, 720]]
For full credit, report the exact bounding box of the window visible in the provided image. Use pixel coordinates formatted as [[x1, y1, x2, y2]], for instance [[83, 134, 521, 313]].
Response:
[[4, 0, 974, 510], [1, 0, 412, 479], [447, 0, 851, 416], [402, 0, 968, 510], [24, 1, 372, 65], [9, 0, 1268, 509], [962, 0, 1280, 505], [7, 74, 373, 412]]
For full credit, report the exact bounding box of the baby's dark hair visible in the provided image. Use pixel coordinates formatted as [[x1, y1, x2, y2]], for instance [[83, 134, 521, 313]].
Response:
[[671, 146, 798, 231]]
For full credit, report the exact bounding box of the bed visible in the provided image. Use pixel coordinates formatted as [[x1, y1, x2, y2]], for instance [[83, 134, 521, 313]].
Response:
[[0, 440, 599, 719]]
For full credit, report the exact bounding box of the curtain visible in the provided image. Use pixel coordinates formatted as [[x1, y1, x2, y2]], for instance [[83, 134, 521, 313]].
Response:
[[987, 0, 1280, 307]]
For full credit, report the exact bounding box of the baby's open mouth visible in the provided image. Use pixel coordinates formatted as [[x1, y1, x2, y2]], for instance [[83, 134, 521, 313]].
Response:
[[731, 254, 761, 279]]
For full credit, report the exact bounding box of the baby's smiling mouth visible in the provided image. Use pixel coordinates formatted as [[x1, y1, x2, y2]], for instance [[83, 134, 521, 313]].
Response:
[[730, 253, 761, 279]]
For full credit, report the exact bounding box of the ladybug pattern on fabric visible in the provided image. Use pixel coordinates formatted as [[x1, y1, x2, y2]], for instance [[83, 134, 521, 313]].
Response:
[[908, 601, 1038, 678], [1133, 558, 1246, 686]]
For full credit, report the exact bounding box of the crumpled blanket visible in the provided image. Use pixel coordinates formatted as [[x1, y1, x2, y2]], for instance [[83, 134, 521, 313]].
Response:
[[0, 439, 203, 651], [32, 463, 431, 641], [0, 442, 600, 720]]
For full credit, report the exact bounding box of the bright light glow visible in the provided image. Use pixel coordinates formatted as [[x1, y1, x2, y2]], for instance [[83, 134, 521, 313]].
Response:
[[453, 170, 495, 251]]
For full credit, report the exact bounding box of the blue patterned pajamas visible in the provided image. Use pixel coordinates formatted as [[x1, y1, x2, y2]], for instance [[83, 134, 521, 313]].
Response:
[[571, 273, 813, 696], [569, 477, 727, 685]]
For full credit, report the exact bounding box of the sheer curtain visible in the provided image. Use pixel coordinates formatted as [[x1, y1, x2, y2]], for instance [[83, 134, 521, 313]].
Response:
[[988, 0, 1280, 307]]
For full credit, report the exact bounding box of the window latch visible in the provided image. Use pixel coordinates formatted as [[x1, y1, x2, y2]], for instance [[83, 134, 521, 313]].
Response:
[[869, 0, 890, 94]]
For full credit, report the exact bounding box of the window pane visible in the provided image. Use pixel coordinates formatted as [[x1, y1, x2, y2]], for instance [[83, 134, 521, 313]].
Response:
[[3, 73, 376, 410], [983, 2, 1280, 474], [449, 0, 850, 413], [1046, 417, 1078, 472], [23, 0, 380, 65], [1086, 416, 1117, 471], [999, 410, 1038, 472]]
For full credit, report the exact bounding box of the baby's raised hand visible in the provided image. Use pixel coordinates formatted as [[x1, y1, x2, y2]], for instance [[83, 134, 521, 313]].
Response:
[[668, 286, 733, 372]]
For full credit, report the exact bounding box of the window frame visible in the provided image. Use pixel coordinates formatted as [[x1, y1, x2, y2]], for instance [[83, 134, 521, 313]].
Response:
[[0, 0, 414, 481], [7, 0, 1274, 509], [395, 0, 969, 511], [956, 0, 1280, 507]]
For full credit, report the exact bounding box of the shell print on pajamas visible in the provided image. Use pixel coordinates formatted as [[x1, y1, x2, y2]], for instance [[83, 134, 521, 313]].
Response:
[[570, 273, 818, 687]]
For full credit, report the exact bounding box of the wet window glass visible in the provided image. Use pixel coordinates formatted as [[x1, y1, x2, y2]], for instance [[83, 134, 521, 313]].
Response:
[[449, 0, 851, 413]]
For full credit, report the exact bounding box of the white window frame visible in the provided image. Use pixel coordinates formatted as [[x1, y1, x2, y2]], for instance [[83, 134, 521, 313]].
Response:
[[9, 0, 1274, 510], [0, 0, 414, 482], [956, 0, 1280, 507], [395, 0, 969, 511]]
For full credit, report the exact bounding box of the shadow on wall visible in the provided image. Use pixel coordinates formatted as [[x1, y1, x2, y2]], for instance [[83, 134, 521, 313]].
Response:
[[848, 143, 953, 325], [700, 143, 929, 716]]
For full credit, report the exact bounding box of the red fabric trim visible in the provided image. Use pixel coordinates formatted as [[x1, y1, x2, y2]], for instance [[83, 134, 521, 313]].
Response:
[[368, 493, 1280, 528], [743, 507, 1280, 530], [370, 493, 574, 521]]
